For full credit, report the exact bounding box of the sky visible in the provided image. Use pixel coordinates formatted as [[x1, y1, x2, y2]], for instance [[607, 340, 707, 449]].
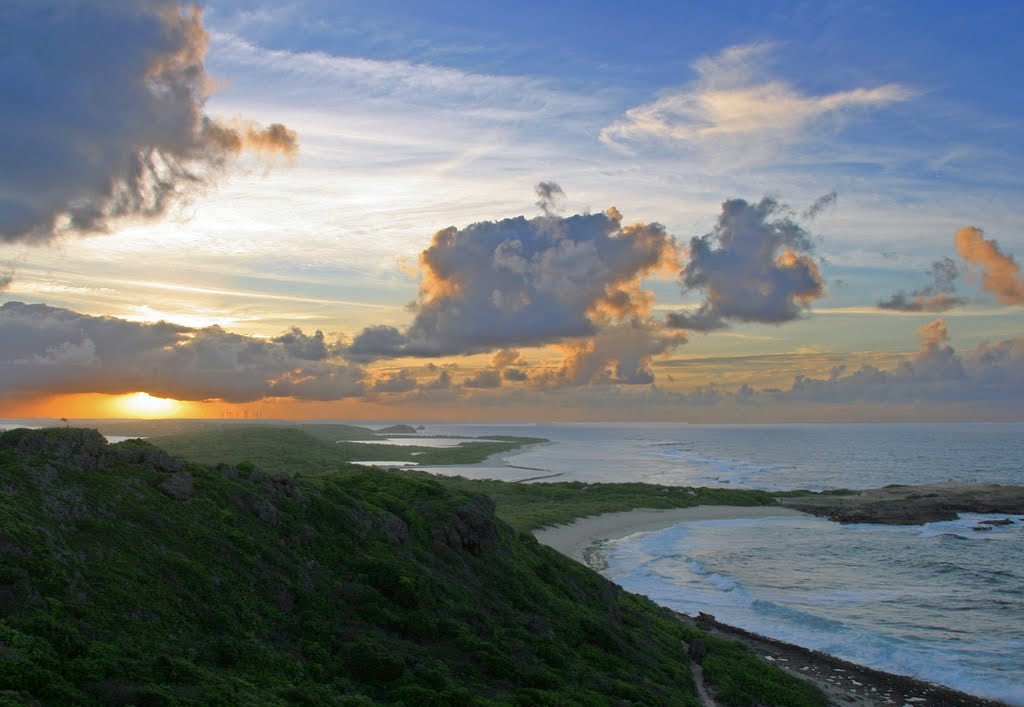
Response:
[[1, 0, 1023, 422]]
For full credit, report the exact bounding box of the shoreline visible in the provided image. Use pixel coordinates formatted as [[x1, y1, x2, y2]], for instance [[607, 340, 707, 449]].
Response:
[[533, 505, 805, 561], [533, 506, 1009, 707]]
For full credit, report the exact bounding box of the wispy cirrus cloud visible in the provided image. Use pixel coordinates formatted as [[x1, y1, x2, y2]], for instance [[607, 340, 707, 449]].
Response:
[[601, 43, 913, 159]]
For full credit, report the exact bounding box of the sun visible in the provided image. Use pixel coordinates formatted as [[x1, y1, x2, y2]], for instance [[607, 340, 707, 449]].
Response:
[[117, 392, 182, 418]]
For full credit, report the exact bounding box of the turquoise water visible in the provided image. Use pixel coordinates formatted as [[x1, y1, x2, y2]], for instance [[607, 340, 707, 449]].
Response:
[[419, 422, 1024, 704]]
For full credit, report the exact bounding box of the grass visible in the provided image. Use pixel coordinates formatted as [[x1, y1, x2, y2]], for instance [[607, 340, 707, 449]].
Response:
[[149, 425, 544, 474]]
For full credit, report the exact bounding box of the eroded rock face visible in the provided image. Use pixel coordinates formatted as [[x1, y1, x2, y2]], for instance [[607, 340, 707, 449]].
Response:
[[432, 496, 499, 557], [0, 428, 108, 469], [112, 444, 185, 473], [378, 513, 409, 545], [158, 472, 194, 501]]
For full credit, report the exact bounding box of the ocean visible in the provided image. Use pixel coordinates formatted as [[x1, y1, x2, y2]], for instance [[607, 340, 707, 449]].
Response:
[[417, 422, 1024, 705]]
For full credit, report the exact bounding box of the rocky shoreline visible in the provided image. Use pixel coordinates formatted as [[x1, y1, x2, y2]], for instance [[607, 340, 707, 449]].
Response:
[[777, 482, 1024, 525], [678, 611, 1009, 707]]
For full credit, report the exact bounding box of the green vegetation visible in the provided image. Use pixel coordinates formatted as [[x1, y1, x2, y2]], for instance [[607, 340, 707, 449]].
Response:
[[0, 427, 825, 705], [150, 425, 544, 474], [418, 476, 780, 533]]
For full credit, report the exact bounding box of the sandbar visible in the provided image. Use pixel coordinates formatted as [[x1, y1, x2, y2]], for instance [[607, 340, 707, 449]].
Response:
[[533, 505, 806, 561]]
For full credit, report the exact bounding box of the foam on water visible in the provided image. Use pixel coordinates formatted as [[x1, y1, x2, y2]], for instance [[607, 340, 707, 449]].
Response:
[[602, 515, 1024, 705]]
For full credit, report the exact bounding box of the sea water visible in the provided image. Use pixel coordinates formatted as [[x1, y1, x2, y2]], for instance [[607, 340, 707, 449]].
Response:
[[417, 422, 1024, 704]]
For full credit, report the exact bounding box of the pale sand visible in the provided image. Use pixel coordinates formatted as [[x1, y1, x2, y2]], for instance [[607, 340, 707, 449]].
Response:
[[533, 506, 807, 561]]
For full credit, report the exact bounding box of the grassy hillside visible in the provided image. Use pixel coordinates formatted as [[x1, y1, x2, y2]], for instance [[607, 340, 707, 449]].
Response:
[[149, 426, 544, 474], [0, 427, 824, 705]]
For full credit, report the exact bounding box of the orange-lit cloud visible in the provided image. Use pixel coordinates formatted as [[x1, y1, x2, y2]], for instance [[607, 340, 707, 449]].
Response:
[[667, 197, 825, 331], [348, 184, 680, 360], [955, 226, 1024, 305]]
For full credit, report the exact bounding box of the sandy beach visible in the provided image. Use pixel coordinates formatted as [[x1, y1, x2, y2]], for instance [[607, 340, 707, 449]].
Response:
[[533, 505, 806, 561]]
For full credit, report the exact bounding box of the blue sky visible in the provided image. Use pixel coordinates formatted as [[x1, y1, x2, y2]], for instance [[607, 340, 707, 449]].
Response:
[[1, 1, 1023, 420]]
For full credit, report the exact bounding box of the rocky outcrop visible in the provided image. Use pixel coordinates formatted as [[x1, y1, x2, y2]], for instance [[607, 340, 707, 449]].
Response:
[[778, 482, 1024, 525], [431, 496, 500, 556], [158, 471, 194, 501]]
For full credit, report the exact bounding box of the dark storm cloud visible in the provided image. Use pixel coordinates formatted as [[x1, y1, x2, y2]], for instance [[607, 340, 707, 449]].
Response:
[[348, 205, 678, 359], [0, 1, 296, 243], [0, 302, 362, 402], [667, 197, 825, 331], [878, 257, 967, 312]]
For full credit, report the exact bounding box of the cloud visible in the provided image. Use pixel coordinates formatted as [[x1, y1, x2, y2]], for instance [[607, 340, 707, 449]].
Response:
[[955, 226, 1024, 304], [667, 197, 825, 331], [689, 319, 1021, 407], [0, 301, 362, 402], [348, 196, 679, 359], [0, 1, 296, 243], [0, 270, 12, 292], [369, 370, 419, 394], [462, 369, 502, 389], [878, 257, 967, 312], [535, 181, 566, 216], [545, 320, 686, 387], [802, 192, 837, 220], [601, 43, 912, 154]]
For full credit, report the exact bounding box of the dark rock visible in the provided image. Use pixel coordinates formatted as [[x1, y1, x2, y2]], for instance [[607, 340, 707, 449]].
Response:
[[158, 472, 194, 501], [696, 612, 716, 628], [112, 444, 185, 473], [256, 499, 281, 526], [215, 463, 240, 478], [1, 428, 108, 469], [431, 496, 499, 556], [972, 525, 993, 532], [379, 513, 409, 545], [980, 518, 1013, 526]]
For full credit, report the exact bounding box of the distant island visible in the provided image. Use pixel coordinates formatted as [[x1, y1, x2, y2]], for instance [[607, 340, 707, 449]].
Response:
[[375, 424, 419, 435]]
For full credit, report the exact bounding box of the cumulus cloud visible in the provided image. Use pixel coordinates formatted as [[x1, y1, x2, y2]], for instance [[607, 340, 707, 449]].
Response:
[[667, 197, 825, 331], [0, 1, 297, 243], [348, 196, 679, 359], [457, 349, 532, 389], [682, 319, 1021, 407], [369, 370, 419, 394], [601, 43, 911, 154], [545, 320, 686, 387], [955, 226, 1024, 304], [0, 302, 361, 402], [878, 257, 966, 312], [0, 270, 12, 292], [462, 369, 502, 389]]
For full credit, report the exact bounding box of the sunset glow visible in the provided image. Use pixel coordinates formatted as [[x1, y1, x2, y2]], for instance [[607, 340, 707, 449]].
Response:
[[116, 393, 184, 419], [0, 1, 1021, 422]]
